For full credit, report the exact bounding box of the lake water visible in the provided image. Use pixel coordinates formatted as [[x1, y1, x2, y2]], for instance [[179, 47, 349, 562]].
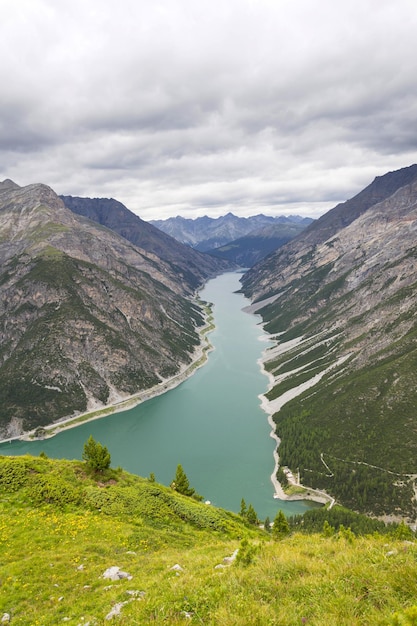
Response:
[[0, 272, 316, 520]]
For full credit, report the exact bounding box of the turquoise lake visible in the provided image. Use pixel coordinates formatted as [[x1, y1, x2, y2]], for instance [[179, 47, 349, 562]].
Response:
[[0, 271, 317, 520]]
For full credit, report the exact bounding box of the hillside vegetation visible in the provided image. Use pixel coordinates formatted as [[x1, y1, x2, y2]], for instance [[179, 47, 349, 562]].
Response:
[[1, 453, 417, 625]]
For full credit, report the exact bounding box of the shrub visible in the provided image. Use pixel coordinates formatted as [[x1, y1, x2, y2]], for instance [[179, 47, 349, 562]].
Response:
[[235, 538, 257, 566], [0, 457, 31, 492], [29, 474, 82, 507]]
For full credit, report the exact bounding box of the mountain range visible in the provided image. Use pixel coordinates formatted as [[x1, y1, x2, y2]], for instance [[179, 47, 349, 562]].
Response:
[[0, 181, 231, 438], [241, 163, 417, 521], [2, 164, 417, 625], [150, 213, 313, 266], [206, 220, 312, 267]]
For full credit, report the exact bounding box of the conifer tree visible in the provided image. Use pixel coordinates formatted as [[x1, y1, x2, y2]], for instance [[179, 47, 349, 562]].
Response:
[[272, 510, 290, 539], [393, 521, 414, 540], [82, 435, 111, 473], [322, 520, 335, 537], [246, 503, 258, 526], [171, 464, 203, 501], [240, 498, 247, 517]]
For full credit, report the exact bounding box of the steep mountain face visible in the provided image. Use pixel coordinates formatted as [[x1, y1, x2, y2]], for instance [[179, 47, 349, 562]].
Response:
[[150, 212, 312, 252], [0, 181, 214, 438], [241, 165, 417, 520], [243, 164, 417, 300], [207, 220, 310, 267], [60, 196, 233, 291]]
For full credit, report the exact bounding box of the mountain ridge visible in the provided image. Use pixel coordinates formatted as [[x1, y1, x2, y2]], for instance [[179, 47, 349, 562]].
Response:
[[60, 195, 234, 290], [206, 220, 311, 266], [241, 164, 417, 519], [150, 212, 313, 253]]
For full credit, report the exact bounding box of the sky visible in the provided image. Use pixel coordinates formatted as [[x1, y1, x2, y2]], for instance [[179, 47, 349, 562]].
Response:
[[1, 0, 417, 221]]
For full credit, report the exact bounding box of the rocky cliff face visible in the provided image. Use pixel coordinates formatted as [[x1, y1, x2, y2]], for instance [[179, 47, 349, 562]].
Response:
[[60, 195, 233, 291], [241, 165, 417, 519], [0, 181, 214, 438], [242, 164, 417, 301]]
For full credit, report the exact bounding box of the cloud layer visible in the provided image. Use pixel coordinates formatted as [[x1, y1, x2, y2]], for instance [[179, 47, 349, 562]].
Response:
[[1, 0, 417, 219]]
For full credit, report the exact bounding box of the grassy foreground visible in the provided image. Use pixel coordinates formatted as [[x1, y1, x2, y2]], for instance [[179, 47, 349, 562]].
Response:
[[1, 455, 417, 625]]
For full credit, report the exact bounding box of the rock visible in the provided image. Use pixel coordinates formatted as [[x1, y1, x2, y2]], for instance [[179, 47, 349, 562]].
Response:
[[215, 548, 239, 569], [386, 550, 398, 557], [105, 601, 128, 620], [170, 564, 183, 572], [102, 566, 132, 581], [126, 590, 145, 598], [223, 549, 238, 565], [1, 614, 10, 624]]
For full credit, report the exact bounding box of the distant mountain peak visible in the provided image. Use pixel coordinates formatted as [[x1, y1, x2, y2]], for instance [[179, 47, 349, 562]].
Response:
[[0, 179, 21, 191], [150, 212, 313, 257]]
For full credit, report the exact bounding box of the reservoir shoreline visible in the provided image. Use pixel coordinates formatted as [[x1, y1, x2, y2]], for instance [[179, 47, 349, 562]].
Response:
[[257, 331, 335, 507], [1, 272, 325, 515]]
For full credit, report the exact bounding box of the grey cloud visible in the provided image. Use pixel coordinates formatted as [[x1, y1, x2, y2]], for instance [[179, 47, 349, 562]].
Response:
[[1, 0, 417, 218]]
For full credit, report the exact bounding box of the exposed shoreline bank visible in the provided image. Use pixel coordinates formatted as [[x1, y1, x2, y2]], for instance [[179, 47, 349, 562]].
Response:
[[257, 330, 335, 508]]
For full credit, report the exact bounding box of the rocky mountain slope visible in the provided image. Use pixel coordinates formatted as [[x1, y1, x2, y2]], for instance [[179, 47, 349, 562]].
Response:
[[0, 181, 220, 438], [241, 164, 417, 520], [151, 212, 312, 252], [60, 195, 232, 290]]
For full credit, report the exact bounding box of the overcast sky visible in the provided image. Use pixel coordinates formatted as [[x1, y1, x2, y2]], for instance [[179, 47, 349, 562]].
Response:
[[1, 0, 417, 220]]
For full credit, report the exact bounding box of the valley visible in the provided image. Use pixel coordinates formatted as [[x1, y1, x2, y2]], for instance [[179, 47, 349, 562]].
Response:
[[2, 165, 417, 625], [1, 164, 417, 523], [0, 272, 317, 521]]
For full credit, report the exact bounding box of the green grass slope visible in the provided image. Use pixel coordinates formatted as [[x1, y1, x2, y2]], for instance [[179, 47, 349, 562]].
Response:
[[1, 454, 417, 625]]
